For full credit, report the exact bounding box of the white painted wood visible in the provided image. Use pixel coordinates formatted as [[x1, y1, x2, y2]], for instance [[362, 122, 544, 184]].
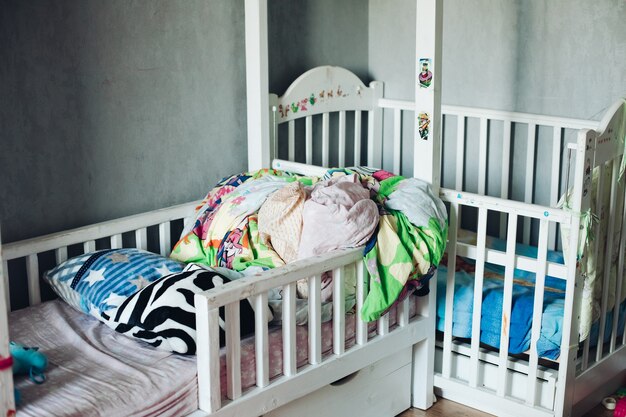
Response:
[[412, 269, 437, 409], [255, 293, 269, 388], [333, 267, 345, 355], [499, 120, 511, 239], [225, 302, 242, 400], [287, 120, 295, 162], [442, 201, 458, 378], [305, 116, 313, 165], [398, 297, 410, 327], [322, 113, 330, 167], [110, 233, 122, 249], [55, 246, 68, 265], [338, 111, 346, 167], [135, 228, 147, 251], [548, 127, 562, 249], [356, 259, 368, 346], [158, 222, 171, 257], [469, 207, 487, 388], [393, 108, 402, 174], [282, 282, 297, 377], [308, 274, 322, 365], [597, 160, 619, 360], [194, 295, 221, 413], [523, 124, 536, 245], [611, 183, 626, 351], [2, 260, 9, 312], [368, 81, 384, 169], [414, 0, 443, 190], [478, 118, 488, 196], [455, 116, 465, 190], [272, 159, 327, 177], [582, 337, 591, 371], [84, 240, 95, 253], [378, 313, 389, 336], [354, 111, 362, 165], [496, 213, 517, 397], [244, 0, 270, 171], [526, 219, 549, 406], [0, 229, 15, 417], [26, 254, 41, 306]]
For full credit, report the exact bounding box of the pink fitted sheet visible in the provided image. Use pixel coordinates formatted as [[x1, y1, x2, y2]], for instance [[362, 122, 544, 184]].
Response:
[[10, 297, 418, 416]]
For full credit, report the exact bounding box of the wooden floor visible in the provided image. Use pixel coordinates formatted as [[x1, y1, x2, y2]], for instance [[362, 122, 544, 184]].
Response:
[[396, 397, 612, 417]]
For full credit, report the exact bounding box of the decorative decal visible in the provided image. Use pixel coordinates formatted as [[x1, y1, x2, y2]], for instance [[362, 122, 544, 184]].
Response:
[[418, 58, 433, 88], [278, 86, 349, 119], [418, 112, 431, 140]]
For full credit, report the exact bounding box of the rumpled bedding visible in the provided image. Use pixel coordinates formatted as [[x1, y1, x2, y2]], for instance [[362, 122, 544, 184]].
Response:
[[171, 167, 448, 323]]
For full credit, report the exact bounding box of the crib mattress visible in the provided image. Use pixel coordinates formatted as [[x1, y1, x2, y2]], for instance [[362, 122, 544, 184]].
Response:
[[10, 297, 417, 416]]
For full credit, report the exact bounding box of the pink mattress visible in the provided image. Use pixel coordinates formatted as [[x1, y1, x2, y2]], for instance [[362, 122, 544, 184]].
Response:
[[10, 297, 417, 416]]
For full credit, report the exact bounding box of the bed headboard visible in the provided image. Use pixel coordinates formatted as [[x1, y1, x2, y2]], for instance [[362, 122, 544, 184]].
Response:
[[269, 66, 383, 174]]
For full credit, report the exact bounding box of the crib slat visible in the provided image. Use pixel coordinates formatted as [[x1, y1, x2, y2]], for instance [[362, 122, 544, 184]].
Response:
[[523, 124, 537, 245], [496, 212, 517, 397], [254, 292, 269, 387], [322, 113, 330, 167], [195, 297, 221, 413], [338, 111, 346, 167], [26, 254, 41, 306], [378, 313, 389, 336], [2, 260, 10, 312], [282, 282, 297, 377], [398, 297, 410, 327], [225, 302, 242, 400], [590, 164, 605, 351], [354, 111, 362, 165], [333, 266, 345, 355], [442, 201, 459, 378], [582, 337, 591, 371], [356, 260, 368, 345], [135, 228, 148, 251], [288, 120, 295, 162], [55, 247, 68, 265], [393, 108, 402, 174], [478, 118, 488, 196], [455, 116, 465, 190], [84, 240, 96, 253], [305, 116, 313, 165], [548, 127, 562, 250], [308, 274, 322, 364], [526, 219, 549, 406], [499, 121, 512, 239], [469, 207, 488, 388], [612, 183, 626, 351], [110, 234, 122, 249], [159, 222, 171, 257], [597, 161, 619, 360]]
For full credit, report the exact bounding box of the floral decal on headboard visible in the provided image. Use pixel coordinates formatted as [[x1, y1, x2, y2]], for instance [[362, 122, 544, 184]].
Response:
[[278, 85, 350, 119]]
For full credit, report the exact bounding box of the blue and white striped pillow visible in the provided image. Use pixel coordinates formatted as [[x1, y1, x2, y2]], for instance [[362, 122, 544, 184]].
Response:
[[44, 249, 184, 315]]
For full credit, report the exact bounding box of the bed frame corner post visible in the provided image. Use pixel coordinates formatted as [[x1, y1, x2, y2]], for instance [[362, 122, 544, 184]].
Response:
[[0, 228, 16, 416], [414, 0, 443, 193], [245, 0, 271, 171]]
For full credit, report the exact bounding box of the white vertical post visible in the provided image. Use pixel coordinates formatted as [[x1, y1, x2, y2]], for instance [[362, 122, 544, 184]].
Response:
[[499, 120, 512, 239], [333, 267, 346, 355], [356, 260, 369, 345], [283, 282, 297, 376], [612, 183, 626, 351], [478, 118, 488, 196], [26, 254, 41, 306], [288, 120, 295, 162], [548, 127, 562, 250], [523, 124, 537, 245], [254, 293, 269, 388], [393, 108, 402, 174], [245, 0, 271, 170], [2, 260, 9, 313], [308, 274, 322, 364], [225, 302, 242, 400], [322, 113, 330, 167], [158, 222, 171, 257], [194, 295, 221, 413], [469, 207, 488, 388], [354, 111, 362, 166], [0, 229, 16, 415], [412, 270, 437, 409], [414, 0, 443, 191], [338, 111, 346, 167], [442, 201, 458, 378], [135, 228, 148, 251], [305, 116, 313, 165], [455, 116, 465, 190], [368, 82, 384, 168]]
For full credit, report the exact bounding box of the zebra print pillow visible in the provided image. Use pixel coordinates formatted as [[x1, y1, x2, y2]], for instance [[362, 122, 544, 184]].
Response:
[[99, 268, 258, 354]]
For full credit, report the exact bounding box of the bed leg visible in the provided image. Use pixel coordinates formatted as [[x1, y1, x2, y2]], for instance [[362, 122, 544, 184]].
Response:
[[411, 274, 436, 410]]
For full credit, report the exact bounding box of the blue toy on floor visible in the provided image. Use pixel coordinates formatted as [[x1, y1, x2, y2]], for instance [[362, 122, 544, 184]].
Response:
[[10, 341, 48, 405]]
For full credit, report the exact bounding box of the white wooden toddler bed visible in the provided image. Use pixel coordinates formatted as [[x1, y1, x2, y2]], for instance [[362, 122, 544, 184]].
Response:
[[0, 63, 439, 417]]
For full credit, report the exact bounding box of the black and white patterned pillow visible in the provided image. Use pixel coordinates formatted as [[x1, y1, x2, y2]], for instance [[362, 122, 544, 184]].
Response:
[[99, 267, 258, 354]]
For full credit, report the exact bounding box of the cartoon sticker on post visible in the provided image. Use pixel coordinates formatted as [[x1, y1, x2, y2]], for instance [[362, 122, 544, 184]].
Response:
[[418, 58, 433, 88], [418, 112, 430, 140]]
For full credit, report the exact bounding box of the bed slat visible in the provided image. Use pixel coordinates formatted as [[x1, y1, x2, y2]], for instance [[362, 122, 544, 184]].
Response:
[[2, 260, 9, 312], [26, 254, 41, 306], [378, 313, 389, 336], [110, 233, 122, 249], [499, 120, 512, 239], [288, 120, 295, 162], [398, 297, 410, 327], [333, 266, 345, 355], [393, 108, 402, 174], [282, 282, 297, 376], [305, 116, 313, 165], [135, 228, 147, 251], [254, 292, 269, 387], [354, 111, 362, 166], [194, 296, 221, 413], [612, 183, 626, 351], [338, 111, 346, 167], [84, 240, 96, 253], [225, 302, 242, 400], [523, 124, 537, 245], [356, 260, 368, 345], [455, 116, 465, 190], [442, 201, 458, 378], [478, 118, 488, 196], [322, 113, 330, 167], [496, 212, 517, 397], [526, 219, 549, 406], [308, 274, 322, 364], [548, 127, 562, 250], [469, 207, 488, 388], [159, 222, 171, 257], [55, 247, 68, 265]]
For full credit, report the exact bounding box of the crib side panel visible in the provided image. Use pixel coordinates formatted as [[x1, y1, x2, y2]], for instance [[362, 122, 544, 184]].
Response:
[[0, 230, 16, 417]]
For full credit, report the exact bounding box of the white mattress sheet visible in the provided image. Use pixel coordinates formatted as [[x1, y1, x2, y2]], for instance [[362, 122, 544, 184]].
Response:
[[10, 300, 198, 417]]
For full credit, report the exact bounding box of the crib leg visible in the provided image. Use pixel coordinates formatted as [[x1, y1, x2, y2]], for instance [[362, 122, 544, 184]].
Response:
[[411, 275, 436, 409]]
